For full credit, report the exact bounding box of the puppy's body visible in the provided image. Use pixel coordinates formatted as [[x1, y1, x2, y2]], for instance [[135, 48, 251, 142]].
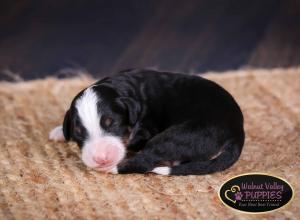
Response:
[[50, 69, 245, 175]]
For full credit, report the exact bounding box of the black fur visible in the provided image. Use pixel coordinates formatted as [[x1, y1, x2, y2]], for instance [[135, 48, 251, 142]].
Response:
[[64, 69, 245, 175]]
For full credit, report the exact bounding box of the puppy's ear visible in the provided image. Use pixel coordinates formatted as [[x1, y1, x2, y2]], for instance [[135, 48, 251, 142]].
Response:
[[117, 97, 140, 125], [63, 110, 71, 141]]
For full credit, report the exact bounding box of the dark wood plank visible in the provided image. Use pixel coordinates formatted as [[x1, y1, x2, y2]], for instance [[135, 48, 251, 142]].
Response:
[[247, 0, 300, 68], [0, 0, 299, 80]]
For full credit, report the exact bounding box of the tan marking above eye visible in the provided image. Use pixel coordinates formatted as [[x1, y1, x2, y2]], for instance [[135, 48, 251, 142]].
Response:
[[104, 116, 113, 127]]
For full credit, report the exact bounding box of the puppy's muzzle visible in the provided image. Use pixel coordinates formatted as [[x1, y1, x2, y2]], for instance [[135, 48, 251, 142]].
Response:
[[81, 136, 125, 171]]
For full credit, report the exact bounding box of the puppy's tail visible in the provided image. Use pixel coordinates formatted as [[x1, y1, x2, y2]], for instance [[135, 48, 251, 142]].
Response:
[[152, 138, 244, 176], [174, 138, 243, 175]]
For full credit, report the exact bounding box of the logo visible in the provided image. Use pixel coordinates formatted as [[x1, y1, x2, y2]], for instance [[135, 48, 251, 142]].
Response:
[[219, 173, 294, 213]]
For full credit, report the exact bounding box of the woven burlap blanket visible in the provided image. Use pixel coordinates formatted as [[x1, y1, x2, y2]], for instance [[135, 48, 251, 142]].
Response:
[[0, 68, 299, 219]]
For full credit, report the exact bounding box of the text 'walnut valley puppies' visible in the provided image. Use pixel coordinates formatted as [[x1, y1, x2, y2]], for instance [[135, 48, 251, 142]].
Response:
[[49, 69, 245, 175]]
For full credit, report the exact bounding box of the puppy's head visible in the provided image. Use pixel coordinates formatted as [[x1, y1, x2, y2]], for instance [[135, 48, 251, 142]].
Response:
[[63, 85, 140, 171]]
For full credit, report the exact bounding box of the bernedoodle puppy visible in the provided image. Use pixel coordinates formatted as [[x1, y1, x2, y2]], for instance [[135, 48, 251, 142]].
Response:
[[49, 69, 245, 175]]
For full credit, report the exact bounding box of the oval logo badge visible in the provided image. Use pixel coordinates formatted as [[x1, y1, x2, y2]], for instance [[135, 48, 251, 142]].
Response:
[[219, 173, 294, 213]]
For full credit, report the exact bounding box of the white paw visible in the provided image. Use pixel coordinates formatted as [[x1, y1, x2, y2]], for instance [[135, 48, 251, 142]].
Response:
[[49, 126, 65, 142], [151, 167, 171, 175], [107, 167, 118, 174]]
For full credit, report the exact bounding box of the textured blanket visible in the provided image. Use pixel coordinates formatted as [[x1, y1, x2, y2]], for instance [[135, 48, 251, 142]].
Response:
[[0, 68, 299, 219]]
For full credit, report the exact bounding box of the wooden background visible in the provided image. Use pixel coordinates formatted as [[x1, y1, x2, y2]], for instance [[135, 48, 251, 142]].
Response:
[[0, 0, 300, 80]]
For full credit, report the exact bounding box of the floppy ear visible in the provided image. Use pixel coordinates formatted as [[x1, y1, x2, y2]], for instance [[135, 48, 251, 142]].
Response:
[[117, 97, 140, 125], [63, 110, 71, 141]]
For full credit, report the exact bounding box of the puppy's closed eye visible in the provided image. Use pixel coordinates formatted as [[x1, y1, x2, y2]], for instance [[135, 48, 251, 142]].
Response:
[[73, 117, 84, 137], [100, 115, 113, 129], [74, 126, 84, 137]]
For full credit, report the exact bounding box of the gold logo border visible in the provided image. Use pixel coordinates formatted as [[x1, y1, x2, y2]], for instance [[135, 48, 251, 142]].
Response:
[[218, 172, 295, 215]]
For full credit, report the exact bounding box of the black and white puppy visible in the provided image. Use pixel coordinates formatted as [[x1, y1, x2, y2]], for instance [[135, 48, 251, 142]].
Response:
[[49, 69, 245, 175]]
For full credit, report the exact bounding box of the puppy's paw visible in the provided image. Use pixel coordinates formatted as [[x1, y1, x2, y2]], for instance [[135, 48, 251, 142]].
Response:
[[151, 167, 171, 175], [49, 125, 65, 142], [107, 167, 118, 174]]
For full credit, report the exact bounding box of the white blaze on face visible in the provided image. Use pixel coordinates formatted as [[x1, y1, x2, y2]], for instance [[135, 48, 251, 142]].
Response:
[[75, 87, 125, 171]]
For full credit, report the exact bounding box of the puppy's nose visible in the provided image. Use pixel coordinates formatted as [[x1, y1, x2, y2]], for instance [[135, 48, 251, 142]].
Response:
[[93, 156, 112, 167]]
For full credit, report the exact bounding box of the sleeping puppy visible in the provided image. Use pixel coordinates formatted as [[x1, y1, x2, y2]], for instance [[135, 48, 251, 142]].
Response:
[[49, 69, 245, 175]]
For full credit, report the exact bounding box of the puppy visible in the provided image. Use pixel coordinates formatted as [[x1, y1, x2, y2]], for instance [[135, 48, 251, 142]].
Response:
[[49, 69, 245, 175]]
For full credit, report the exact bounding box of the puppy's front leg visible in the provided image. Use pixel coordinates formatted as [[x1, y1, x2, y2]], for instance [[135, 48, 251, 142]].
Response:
[[117, 152, 159, 174], [49, 125, 65, 142]]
